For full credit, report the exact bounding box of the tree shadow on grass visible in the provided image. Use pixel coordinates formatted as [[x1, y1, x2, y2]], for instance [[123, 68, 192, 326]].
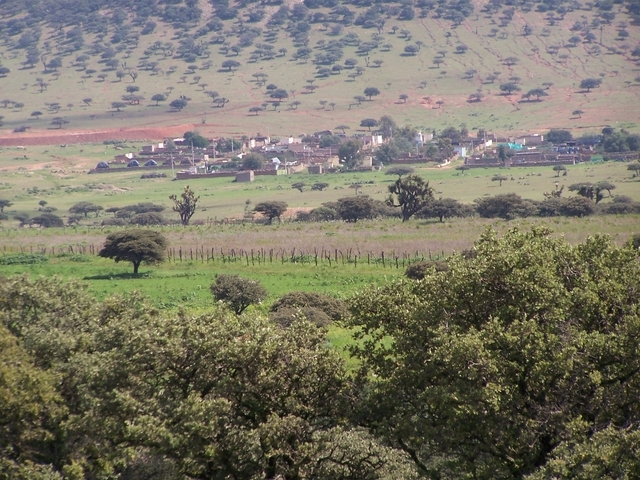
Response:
[[84, 272, 152, 280]]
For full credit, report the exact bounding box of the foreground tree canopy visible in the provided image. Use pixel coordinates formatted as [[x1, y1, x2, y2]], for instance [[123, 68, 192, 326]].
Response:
[[1, 228, 639, 479], [348, 227, 640, 478]]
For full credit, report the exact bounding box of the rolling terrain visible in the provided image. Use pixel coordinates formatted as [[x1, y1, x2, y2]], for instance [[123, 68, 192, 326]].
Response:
[[0, 0, 638, 143]]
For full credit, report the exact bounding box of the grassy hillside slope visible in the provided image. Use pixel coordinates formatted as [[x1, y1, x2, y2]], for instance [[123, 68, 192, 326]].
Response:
[[0, 0, 638, 140]]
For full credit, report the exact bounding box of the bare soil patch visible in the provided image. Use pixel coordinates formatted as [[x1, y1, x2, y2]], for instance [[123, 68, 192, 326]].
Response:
[[0, 124, 197, 147]]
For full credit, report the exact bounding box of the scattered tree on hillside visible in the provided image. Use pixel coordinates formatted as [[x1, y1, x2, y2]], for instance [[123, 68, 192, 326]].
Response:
[[580, 78, 602, 92], [151, 94, 166, 105], [169, 99, 187, 111], [500, 83, 521, 95], [360, 118, 379, 131], [292, 182, 306, 192], [364, 87, 380, 100], [99, 229, 167, 275], [50, 117, 69, 129]]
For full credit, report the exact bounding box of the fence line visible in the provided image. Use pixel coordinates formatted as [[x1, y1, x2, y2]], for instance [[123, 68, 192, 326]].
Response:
[[1, 244, 448, 269]]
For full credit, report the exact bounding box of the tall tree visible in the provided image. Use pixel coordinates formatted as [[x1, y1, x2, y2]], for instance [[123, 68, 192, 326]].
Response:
[[254, 201, 288, 224], [170, 185, 200, 226], [98, 229, 167, 274], [386, 174, 434, 222], [347, 228, 640, 478]]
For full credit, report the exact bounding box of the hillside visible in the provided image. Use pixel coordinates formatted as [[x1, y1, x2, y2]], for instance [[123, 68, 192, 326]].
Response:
[[0, 0, 639, 142]]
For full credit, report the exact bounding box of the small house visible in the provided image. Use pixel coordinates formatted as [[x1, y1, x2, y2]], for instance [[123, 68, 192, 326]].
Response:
[[235, 171, 254, 182]]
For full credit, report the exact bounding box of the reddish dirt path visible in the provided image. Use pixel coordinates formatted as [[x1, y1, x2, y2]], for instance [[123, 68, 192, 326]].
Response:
[[0, 124, 199, 146]]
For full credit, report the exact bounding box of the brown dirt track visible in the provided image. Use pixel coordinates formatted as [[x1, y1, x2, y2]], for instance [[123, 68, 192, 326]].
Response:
[[0, 124, 198, 146]]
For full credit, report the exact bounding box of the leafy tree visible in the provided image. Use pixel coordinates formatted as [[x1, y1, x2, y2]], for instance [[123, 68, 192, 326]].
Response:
[[338, 139, 363, 169], [335, 196, 376, 222], [553, 165, 567, 176], [254, 201, 288, 224], [0, 199, 13, 212], [523, 88, 548, 101], [169, 99, 187, 111], [386, 166, 415, 177], [500, 82, 521, 94], [311, 182, 329, 191], [418, 198, 473, 222], [30, 213, 63, 228], [210, 274, 267, 314], [386, 174, 434, 222], [183, 131, 209, 148], [50, 117, 68, 129], [221, 59, 241, 71], [98, 229, 168, 274], [69, 201, 102, 218], [627, 163, 640, 177], [503, 56, 519, 66], [492, 174, 508, 186], [151, 94, 166, 105], [241, 153, 264, 170], [169, 185, 200, 226], [572, 109, 584, 118], [111, 102, 127, 112], [30, 111, 42, 119], [475, 193, 538, 219], [360, 118, 379, 131], [0, 325, 67, 479], [568, 182, 613, 204], [580, 78, 602, 92], [546, 129, 573, 143], [335, 124, 350, 134], [347, 227, 640, 478], [291, 182, 306, 192], [364, 87, 380, 100]]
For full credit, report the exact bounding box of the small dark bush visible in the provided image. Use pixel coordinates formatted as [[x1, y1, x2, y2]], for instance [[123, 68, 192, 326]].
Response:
[[101, 218, 128, 226], [0, 253, 49, 265], [270, 307, 332, 329], [141, 172, 167, 179], [270, 291, 348, 320], [129, 212, 167, 225], [405, 260, 449, 280]]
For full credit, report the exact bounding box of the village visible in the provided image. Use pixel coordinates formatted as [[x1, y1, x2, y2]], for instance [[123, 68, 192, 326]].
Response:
[[88, 127, 622, 182]]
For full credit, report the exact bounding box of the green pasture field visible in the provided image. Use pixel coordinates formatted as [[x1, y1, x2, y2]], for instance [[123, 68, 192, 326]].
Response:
[[0, 144, 638, 222], [0, 1, 638, 138]]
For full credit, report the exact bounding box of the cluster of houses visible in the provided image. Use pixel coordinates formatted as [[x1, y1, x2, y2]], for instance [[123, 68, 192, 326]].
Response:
[[89, 131, 593, 179]]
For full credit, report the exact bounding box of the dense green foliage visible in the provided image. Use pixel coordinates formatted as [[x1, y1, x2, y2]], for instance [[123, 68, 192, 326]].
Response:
[[348, 227, 640, 478], [1, 228, 640, 478]]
